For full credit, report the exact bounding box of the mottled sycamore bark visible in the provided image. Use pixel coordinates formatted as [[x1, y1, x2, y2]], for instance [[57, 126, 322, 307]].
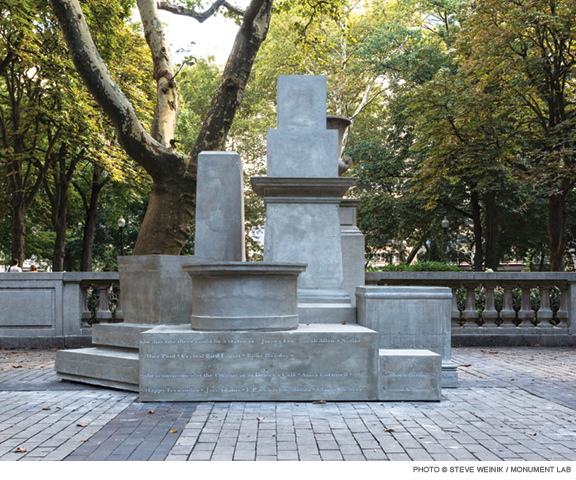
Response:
[[50, 0, 272, 255]]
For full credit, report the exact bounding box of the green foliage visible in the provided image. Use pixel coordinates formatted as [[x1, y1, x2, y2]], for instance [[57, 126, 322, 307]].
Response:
[[0, 0, 154, 270], [369, 261, 462, 272]]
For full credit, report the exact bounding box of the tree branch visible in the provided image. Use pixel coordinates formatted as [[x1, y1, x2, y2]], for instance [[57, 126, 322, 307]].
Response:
[[49, 0, 191, 181], [138, 0, 179, 147], [189, 0, 272, 158], [157, 0, 245, 22]]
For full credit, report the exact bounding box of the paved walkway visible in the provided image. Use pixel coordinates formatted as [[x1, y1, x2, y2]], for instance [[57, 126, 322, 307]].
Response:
[[0, 346, 575, 462]]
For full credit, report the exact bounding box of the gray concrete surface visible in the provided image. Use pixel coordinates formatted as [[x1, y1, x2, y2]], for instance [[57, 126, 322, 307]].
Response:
[[195, 151, 245, 262], [1, 346, 576, 461]]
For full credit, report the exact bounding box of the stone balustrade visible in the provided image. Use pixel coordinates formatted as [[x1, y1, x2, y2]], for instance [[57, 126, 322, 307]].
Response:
[[365, 272, 576, 346], [0, 272, 120, 348], [3, 269, 576, 348]]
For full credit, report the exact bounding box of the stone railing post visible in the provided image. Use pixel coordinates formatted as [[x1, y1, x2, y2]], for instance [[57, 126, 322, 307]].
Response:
[[499, 286, 516, 327], [94, 283, 112, 322], [462, 284, 479, 327], [537, 284, 554, 328], [481, 283, 498, 328], [518, 283, 535, 328]]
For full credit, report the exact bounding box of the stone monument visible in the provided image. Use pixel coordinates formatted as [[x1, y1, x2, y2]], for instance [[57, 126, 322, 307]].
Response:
[[54, 152, 247, 390], [55, 74, 451, 402]]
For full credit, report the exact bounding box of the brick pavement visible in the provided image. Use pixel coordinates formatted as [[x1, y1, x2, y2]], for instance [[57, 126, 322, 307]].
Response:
[[0, 346, 575, 461]]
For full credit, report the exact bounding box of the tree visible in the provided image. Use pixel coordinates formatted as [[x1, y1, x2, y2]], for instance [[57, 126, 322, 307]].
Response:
[[1, 0, 154, 270], [49, 0, 274, 255], [459, 0, 576, 270]]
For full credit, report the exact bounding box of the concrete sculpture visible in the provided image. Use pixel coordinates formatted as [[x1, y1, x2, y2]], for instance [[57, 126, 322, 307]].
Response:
[[55, 75, 454, 401]]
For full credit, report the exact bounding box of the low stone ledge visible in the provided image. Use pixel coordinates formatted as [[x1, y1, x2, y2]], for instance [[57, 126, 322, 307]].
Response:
[[379, 349, 441, 401]]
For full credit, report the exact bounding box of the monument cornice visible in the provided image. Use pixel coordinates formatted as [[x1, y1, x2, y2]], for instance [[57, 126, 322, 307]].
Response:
[[250, 176, 356, 198]]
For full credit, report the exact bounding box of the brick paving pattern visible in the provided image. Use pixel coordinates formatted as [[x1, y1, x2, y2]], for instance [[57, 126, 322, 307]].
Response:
[[0, 346, 575, 461]]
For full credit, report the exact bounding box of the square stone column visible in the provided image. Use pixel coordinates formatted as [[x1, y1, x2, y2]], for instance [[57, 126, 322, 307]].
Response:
[[195, 151, 246, 261]]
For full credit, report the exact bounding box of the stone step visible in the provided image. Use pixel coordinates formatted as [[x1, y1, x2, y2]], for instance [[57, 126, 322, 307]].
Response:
[[55, 346, 139, 392], [379, 349, 441, 401], [91, 323, 154, 349]]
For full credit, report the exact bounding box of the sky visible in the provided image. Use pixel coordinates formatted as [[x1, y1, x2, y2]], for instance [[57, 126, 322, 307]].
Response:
[[133, 2, 252, 65]]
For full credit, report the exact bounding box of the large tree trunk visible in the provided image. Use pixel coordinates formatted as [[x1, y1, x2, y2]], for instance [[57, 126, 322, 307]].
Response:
[[548, 191, 567, 272], [79, 164, 107, 272], [471, 188, 483, 271], [11, 198, 26, 267], [45, 144, 80, 272], [51, 202, 67, 272], [190, 0, 273, 157], [484, 196, 498, 271], [50, 0, 273, 255], [134, 177, 196, 254]]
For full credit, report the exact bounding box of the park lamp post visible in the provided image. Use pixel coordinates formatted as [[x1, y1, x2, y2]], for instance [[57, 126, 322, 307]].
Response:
[[118, 217, 126, 256], [441, 216, 449, 264]]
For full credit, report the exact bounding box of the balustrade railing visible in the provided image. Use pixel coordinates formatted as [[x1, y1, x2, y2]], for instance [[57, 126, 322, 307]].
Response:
[[0, 272, 121, 348], [80, 279, 123, 327], [365, 272, 576, 346]]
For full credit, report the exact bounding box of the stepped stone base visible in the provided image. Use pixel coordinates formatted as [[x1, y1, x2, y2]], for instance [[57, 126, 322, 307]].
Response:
[[297, 303, 357, 324], [379, 350, 441, 401], [55, 346, 139, 392], [92, 323, 153, 349], [139, 324, 379, 402]]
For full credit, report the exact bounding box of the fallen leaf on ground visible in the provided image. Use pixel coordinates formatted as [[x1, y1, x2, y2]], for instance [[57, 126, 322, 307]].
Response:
[[14, 448, 26, 453], [170, 429, 178, 433], [76, 424, 89, 427], [12, 365, 22, 368], [312, 400, 326, 404], [42, 407, 50, 411], [460, 364, 472, 367], [373, 449, 378, 452], [384, 428, 395, 433], [148, 410, 155, 414]]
